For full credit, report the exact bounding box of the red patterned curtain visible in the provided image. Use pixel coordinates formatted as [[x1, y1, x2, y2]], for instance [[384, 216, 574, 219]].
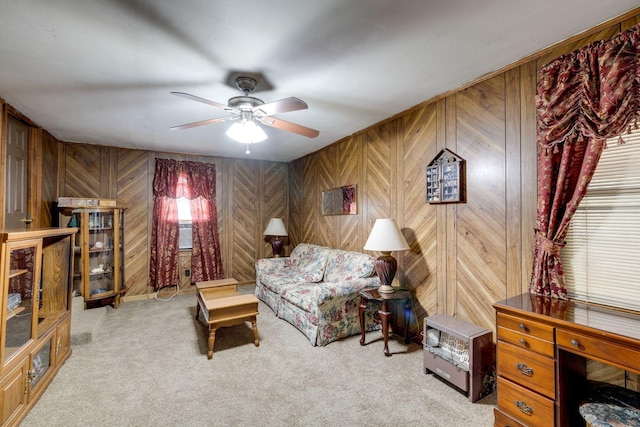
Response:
[[149, 159, 223, 291], [530, 24, 640, 298], [183, 162, 224, 283], [150, 159, 181, 291]]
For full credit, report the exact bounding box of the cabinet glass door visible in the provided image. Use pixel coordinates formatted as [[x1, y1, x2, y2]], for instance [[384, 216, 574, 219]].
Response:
[[37, 234, 73, 336], [72, 217, 83, 297], [29, 337, 52, 393], [3, 240, 41, 364], [118, 209, 124, 292], [426, 165, 441, 202], [442, 163, 459, 202], [85, 210, 116, 298]]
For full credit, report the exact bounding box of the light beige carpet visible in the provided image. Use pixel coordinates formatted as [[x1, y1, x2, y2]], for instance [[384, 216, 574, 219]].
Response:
[[21, 286, 496, 427]]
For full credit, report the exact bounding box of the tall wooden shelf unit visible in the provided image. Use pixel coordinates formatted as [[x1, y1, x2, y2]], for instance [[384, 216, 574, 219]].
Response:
[[70, 207, 125, 309], [0, 228, 76, 427]]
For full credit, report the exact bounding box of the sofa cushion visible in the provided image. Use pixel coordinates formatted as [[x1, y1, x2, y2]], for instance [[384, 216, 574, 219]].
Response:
[[261, 271, 299, 294], [287, 243, 329, 283], [280, 283, 318, 315], [324, 250, 375, 282]]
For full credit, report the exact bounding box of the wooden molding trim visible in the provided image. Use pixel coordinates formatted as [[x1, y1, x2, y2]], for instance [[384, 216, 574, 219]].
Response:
[[6, 104, 41, 128]]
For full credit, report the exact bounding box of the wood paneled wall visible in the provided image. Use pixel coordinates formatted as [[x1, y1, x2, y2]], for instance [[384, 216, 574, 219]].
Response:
[[38, 131, 60, 227], [288, 13, 640, 335], [288, 71, 535, 334], [59, 145, 287, 297]]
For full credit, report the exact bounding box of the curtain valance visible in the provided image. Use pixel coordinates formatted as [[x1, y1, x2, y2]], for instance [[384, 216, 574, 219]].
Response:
[[153, 158, 216, 200], [537, 23, 640, 151]]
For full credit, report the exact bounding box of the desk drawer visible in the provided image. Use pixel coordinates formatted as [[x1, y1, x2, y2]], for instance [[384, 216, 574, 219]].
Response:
[[498, 326, 555, 357], [493, 407, 527, 427], [497, 341, 555, 399], [557, 328, 640, 373], [497, 376, 555, 427], [497, 313, 554, 341]]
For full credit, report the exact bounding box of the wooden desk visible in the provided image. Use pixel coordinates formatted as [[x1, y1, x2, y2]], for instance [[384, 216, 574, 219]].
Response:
[[493, 293, 640, 427]]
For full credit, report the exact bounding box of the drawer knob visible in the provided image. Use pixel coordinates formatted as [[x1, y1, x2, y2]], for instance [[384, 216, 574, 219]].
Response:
[[518, 323, 526, 330], [570, 339, 580, 347], [519, 338, 526, 345], [515, 400, 533, 415], [516, 362, 534, 376]]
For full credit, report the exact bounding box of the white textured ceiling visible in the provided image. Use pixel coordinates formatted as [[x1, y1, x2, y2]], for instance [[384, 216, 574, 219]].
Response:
[[0, 1, 637, 162]]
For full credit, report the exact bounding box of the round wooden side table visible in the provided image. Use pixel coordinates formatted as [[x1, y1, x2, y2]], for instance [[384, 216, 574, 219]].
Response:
[[358, 287, 413, 356]]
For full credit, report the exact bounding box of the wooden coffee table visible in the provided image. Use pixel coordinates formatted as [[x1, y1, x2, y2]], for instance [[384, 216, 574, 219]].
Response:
[[195, 278, 260, 359]]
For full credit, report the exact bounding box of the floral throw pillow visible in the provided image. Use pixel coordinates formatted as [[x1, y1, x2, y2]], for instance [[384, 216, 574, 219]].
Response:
[[289, 244, 328, 283], [324, 250, 375, 282]]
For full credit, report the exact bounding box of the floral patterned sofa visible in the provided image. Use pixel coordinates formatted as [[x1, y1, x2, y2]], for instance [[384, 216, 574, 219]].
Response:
[[254, 243, 380, 346]]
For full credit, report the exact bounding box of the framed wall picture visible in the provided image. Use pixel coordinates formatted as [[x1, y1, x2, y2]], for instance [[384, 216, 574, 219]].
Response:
[[321, 184, 357, 215]]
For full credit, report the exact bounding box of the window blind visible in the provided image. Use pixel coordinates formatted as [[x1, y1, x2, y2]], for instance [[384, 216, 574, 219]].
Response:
[[562, 130, 640, 311], [177, 197, 193, 249]]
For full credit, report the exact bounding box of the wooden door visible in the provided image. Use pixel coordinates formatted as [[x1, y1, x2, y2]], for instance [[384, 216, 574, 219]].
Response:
[[5, 115, 30, 229]]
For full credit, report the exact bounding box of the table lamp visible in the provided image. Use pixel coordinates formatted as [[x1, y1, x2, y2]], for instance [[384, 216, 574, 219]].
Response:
[[363, 218, 410, 293], [263, 218, 288, 257]]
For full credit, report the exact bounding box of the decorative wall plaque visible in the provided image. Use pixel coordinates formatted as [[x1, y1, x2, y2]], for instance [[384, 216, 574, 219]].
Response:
[[426, 149, 466, 204]]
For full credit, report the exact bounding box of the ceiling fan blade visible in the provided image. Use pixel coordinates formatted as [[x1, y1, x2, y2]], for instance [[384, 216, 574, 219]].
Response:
[[259, 116, 319, 138], [254, 97, 308, 116], [171, 91, 237, 112], [170, 116, 236, 131]]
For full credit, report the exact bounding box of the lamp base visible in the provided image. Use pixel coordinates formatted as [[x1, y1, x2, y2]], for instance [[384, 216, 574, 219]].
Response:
[[271, 237, 284, 257], [374, 252, 398, 294], [378, 284, 396, 294]]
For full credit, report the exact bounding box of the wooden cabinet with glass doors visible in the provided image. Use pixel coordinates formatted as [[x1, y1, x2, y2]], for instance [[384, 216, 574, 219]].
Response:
[[70, 208, 125, 309], [0, 228, 76, 427]]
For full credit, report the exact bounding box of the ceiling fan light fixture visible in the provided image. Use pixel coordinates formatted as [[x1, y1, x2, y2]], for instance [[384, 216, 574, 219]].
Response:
[[226, 119, 267, 144], [171, 74, 318, 142]]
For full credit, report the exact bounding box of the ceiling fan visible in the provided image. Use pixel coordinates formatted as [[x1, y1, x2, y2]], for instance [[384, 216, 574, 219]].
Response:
[[170, 76, 320, 145]]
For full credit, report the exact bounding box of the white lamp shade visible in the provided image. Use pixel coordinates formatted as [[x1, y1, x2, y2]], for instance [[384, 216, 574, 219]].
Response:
[[363, 218, 409, 252], [263, 218, 288, 236], [226, 120, 268, 144]]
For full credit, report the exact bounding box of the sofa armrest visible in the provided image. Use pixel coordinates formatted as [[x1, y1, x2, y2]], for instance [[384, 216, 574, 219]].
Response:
[[255, 257, 290, 284]]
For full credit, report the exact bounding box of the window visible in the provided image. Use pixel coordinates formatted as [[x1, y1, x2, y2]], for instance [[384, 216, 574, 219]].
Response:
[[177, 197, 192, 249], [562, 130, 640, 311]]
